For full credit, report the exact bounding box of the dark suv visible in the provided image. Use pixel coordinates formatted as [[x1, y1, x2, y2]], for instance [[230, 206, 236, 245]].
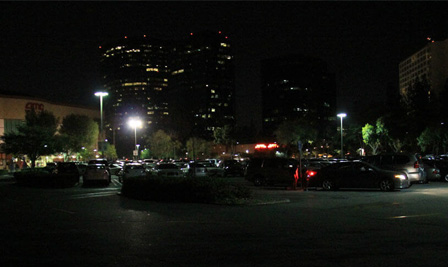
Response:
[[362, 154, 426, 184], [245, 157, 298, 186]]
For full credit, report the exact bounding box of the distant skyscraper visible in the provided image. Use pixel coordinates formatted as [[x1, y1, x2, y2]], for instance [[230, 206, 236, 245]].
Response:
[[261, 55, 336, 138], [100, 36, 171, 155], [100, 31, 235, 155], [399, 38, 448, 99], [169, 31, 235, 139]]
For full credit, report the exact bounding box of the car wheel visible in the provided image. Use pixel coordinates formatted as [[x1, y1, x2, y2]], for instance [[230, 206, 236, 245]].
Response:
[[444, 174, 448, 182], [379, 179, 394, 191], [253, 175, 265, 186], [322, 179, 335, 191]]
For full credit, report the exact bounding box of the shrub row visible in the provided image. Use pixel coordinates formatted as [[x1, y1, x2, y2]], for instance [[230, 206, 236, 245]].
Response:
[[121, 175, 252, 204], [14, 169, 79, 188]]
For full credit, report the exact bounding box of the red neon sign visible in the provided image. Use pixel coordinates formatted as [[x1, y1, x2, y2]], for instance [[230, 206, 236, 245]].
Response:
[[25, 102, 44, 112], [255, 143, 279, 150]]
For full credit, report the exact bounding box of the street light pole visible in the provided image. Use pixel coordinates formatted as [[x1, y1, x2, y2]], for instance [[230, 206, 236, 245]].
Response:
[[128, 118, 142, 160], [337, 113, 347, 159], [95, 92, 108, 158]]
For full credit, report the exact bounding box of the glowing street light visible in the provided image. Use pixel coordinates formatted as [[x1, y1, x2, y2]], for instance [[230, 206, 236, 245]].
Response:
[[128, 118, 142, 159], [95, 92, 108, 157], [337, 113, 347, 159]]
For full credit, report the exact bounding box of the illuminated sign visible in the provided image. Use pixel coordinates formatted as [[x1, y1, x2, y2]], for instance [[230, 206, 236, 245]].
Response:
[[255, 143, 279, 150], [25, 102, 44, 112]]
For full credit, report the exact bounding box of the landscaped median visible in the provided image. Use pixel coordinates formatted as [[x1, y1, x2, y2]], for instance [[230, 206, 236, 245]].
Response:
[[14, 168, 79, 188], [121, 175, 255, 205]]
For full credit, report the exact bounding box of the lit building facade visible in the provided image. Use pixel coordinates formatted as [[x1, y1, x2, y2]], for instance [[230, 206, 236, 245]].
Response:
[[261, 55, 336, 138], [399, 38, 448, 99], [99, 36, 171, 155], [169, 31, 235, 139], [0, 93, 99, 169], [100, 31, 235, 156]]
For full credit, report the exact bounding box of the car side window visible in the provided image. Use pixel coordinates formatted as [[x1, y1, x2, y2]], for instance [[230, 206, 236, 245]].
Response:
[[394, 155, 410, 165]]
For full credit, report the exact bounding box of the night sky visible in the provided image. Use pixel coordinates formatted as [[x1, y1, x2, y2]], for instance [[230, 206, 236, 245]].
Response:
[[1, 2, 448, 127]]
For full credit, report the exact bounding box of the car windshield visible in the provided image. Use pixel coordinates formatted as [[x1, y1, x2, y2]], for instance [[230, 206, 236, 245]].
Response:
[[126, 165, 144, 170], [87, 165, 105, 170], [157, 164, 178, 169]]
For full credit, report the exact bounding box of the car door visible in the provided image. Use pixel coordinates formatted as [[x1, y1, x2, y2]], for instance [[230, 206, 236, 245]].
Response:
[[352, 162, 378, 188], [336, 163, 356, 188]]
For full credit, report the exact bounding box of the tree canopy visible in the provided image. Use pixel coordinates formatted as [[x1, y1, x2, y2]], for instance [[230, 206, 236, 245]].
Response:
[[58, 114, 99, 159], [1, 109, 58, 167]]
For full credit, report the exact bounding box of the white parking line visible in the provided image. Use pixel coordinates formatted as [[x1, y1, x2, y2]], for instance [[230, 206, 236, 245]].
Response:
[[67, 191, 119, 199]]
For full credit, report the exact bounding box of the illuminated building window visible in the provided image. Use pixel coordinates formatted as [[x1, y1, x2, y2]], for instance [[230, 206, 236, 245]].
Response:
[[220, 43, 229, 47], [146, 68, 159, 72], [218, 60, 225, 65], [122, 82, 147, 86], [171, 69, 184, 75], [147, 111, 154, 115], [211, 108, 216, 112], [163, 112, 169, 115], [211, 89, 216, 93]]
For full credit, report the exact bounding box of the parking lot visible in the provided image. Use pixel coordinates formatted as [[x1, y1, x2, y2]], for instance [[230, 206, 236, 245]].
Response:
[[1, 175, 448, 266]]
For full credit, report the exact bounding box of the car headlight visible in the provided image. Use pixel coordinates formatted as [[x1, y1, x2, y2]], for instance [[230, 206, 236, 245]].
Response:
[[394, 174, 406, 180]]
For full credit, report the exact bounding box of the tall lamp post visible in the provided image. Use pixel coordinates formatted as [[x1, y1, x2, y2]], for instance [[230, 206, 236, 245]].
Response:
[[337, 113, 347, 159], [95, 92, 108, 157], [128, 118, 142, 160]]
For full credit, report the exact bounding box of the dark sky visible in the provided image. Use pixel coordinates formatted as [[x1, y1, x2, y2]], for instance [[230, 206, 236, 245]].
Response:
[[1, 1, 448, 127]]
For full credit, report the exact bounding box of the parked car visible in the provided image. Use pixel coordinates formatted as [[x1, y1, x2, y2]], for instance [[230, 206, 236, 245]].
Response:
[[185, 162, 208, 178], [206, 158, 221, 167], [361, 154, 426, 184], [83, 164, 110, 185], [220, 160, 244, 177], [431, 160, 448, 182], [307, 161, 410, 191], [143, 159, 158, 169], [421, 159, 441, 181], [197, 161, 224, 177], [245, 157, 299, 186], [88, 158, 111, 180], [119, 163, 147, 183], [151, 163, 183, 177], [109, 163, 122, 176]]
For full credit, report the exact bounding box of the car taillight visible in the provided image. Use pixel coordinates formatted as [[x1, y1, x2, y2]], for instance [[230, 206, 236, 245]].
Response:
[[414, 161, 419, 168], [306, 170, 317, 178]]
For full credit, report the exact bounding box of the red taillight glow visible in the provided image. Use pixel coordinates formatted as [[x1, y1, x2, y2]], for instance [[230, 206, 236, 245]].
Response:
[[414, 161, 419, 168], [306, 170, 317, 177]]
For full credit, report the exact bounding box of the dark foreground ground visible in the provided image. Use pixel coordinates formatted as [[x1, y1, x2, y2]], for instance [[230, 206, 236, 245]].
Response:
[[1, 176, 447, 266]]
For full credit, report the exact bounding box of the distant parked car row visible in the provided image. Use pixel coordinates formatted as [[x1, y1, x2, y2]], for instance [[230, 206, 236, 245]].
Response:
[[245, 153, 446, 191]]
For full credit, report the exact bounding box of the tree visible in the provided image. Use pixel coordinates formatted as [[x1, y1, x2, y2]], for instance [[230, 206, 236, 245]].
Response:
[[104, 144, 118, 161], [213, 125, 235, 153], [146, 130, 182, 159], [1, 109, 58, 168], [362, 123, 381, 155], [186, 137, 212, 159], [417, 126, 448, 154], [274, 119, 318, 156], [58, 114, 99, 159]]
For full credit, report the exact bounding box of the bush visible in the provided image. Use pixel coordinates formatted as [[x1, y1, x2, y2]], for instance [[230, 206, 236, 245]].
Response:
[[14, 168, 79, 188], [121, 175, 252, 204]]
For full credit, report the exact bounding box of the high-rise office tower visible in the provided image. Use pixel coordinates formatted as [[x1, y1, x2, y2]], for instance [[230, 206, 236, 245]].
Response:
[[169, 31, 235, 139], [261, 54, 336, 138]]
